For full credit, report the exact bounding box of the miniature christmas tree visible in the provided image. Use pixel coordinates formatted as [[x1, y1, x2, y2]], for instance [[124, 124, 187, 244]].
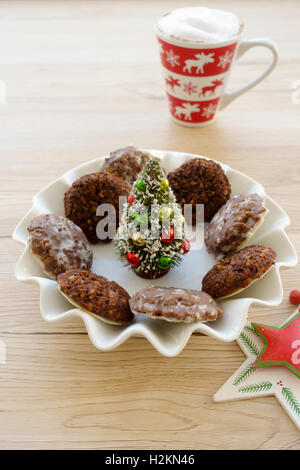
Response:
[[114, 158, 190, 279]]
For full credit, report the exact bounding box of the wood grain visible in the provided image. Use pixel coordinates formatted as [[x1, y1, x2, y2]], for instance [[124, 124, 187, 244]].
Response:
[[0, 0, 299, 449]]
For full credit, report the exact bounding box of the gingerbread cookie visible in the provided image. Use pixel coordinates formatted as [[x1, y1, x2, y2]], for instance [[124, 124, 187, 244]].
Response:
[[129, 286, 223, 323], [202, 245, 277, 299], [57, 269, 133, 325], [103, 146, 154, 186], [168, 158, 231, 223], [27, 214, 93, 279], [205, 193, 267, 258], [64, 171, 130, 243]]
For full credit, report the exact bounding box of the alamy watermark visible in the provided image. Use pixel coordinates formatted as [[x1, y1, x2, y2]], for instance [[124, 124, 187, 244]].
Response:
[[0, 80, 6, 104], [0, 340, 6, 364], [95, 198, 204, 248], [291, 80, 300, 105]]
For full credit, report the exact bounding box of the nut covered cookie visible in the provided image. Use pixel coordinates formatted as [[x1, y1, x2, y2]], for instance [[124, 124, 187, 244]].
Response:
[[168, 158, 231, 223], [103, 146, 154, 186], [205, 193, 267, 258], [27, 214, 93, 279], [129, 286, 223, 323], [64, 171, 130, 243], [202, 245, 277, 299], [57, 269, 133, 324]]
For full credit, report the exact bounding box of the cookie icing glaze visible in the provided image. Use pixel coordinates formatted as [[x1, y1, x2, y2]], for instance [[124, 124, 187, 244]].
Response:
[[205, 193, 267, 258], [27, 214, 93, 279], [129, 286, 223, 323]]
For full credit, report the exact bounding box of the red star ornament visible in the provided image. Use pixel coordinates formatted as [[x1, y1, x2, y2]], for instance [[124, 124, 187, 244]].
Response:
[[252, 310, 300, 379]]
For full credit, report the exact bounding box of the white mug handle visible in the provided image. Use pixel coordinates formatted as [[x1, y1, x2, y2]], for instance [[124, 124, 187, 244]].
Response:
[[219, 38, 279, 110]]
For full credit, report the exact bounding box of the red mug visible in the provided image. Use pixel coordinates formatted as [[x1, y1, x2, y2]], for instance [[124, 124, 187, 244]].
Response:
[[155, 16, 278, 127]]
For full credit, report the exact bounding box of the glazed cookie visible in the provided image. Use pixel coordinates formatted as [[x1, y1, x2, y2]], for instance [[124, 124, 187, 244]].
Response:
[[168, 158, 231, 223], [27, 214, 93, 280], [64, 171, 130, 243], [57, 269, 133, 325], [205, 193, 267, 258], [202, 245, 277, 299], [129, 286, 223, 323], [103, 146, 154, 186]]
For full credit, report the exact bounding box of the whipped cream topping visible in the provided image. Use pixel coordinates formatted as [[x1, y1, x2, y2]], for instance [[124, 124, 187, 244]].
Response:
[[157, 7, 243, 43]]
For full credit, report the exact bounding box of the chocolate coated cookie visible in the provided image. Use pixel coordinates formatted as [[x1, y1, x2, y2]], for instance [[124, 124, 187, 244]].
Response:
[[27, 214, 93, 279], [168, 158, 231, 223], [64, 171, 130, 243], [58, 269, 133, 324], [129, 286, 223, 323], [103, 146, 154, 186], [202, 245, 277, 298], [205, 193, 267, 258]]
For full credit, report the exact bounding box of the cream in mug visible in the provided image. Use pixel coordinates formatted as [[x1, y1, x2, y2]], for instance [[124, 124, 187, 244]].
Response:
[[157, 6, 243, 43]]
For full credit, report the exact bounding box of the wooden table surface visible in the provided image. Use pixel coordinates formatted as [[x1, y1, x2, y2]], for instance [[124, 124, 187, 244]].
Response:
[[1, 0, 299, 450]]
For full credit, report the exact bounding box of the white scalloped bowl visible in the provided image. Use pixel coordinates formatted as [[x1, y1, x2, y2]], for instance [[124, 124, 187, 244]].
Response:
[[13, 151, 297, 357]]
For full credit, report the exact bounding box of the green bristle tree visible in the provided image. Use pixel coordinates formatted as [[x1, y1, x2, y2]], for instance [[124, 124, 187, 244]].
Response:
[[114, 158, 190, 279]]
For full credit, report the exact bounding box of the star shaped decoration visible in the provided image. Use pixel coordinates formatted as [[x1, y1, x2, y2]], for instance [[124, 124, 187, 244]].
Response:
[[214, 310, 300, 431], [165, 76, 181, 91], [217, 50, 233, 69], [201, 103, 218, 119], [183, 81, 198, 96], [165, 49, 180, 68], [253, 312, 300, 379]]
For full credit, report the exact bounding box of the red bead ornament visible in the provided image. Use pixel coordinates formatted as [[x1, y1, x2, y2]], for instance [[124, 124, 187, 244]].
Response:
[[182, 239, 190, 254], [161, 227, 175, 243], [128, 195, 134, 205], [289, 290, 300, 305], [126, 252, 141, 266]]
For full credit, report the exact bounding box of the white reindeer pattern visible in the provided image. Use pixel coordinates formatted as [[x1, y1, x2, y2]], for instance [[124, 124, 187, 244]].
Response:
[[174, 102, 200, 121], [183, 52, 215, 74]]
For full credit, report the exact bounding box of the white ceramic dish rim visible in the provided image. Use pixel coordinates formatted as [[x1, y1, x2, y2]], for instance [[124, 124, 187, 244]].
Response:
[[13, 150, 298, 357]]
